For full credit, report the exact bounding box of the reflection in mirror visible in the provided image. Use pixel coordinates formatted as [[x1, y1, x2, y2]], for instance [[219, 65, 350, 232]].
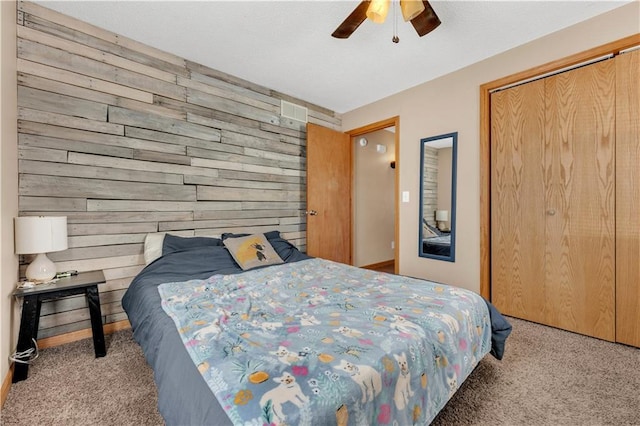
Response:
[[419, 132, 457, 262]]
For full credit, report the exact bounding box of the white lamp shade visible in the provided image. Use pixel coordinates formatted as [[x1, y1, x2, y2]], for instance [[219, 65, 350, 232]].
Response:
[[435, 210, 449, 222], [14, 216, 68, 255]]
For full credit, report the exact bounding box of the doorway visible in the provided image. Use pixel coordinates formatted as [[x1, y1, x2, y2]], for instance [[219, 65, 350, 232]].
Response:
[[346, 117, 400, 274]]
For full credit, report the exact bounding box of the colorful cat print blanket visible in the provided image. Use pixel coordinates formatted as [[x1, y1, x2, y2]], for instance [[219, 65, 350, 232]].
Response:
[[158, 258, 492, 425]]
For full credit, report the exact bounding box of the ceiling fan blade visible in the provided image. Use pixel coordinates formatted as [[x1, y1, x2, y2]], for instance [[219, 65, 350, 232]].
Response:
[[410, 0, 441, 37], [332, 1, 370, 39]]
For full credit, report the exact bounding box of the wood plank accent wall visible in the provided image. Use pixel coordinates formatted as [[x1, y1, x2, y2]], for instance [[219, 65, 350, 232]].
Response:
[[421, 146, 437, 227], [15, 1, 341, 339]]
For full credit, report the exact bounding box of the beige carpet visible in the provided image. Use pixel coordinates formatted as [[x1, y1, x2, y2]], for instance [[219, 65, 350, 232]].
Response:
[[2, 330, 163, 425], [2, 317, 639, 425]]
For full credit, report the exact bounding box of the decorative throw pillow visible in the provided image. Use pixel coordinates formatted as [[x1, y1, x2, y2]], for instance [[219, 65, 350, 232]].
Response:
[[223, 233, 284, 271], [221, 230, 281, 241]]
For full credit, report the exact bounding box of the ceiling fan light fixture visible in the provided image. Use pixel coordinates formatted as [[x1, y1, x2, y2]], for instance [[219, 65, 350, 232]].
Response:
[[400, 0, 425, 22], [366, 0, 390, 24], [331, 0, 440, 40]]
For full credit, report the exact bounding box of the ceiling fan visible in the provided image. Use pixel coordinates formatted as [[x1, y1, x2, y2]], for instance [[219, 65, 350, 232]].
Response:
[[332, 0, 441, 41]]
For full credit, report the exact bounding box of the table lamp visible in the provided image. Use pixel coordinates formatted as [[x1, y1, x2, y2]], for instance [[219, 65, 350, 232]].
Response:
[[14, 216, 68, 282], [435, 210, 449, 231]]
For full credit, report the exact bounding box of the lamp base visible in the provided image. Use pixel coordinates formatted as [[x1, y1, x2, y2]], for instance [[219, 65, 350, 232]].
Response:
[[25, 253, 57, 282]]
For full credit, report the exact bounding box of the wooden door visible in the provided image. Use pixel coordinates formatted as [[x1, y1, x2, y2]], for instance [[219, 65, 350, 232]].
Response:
[[491, 79, 547, 322], [306, 123, 351, 264], [615, 49, 640, 347], [544, 59, 616, 341], [491, 59, 616, 341]]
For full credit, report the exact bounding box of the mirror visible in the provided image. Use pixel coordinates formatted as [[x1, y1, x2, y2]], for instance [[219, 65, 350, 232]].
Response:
[[419, 132, 457, 262]]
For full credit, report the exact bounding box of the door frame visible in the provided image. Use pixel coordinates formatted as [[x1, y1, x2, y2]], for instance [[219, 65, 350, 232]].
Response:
[[479, 34, 640, 301], [345, 116, 400, 274]]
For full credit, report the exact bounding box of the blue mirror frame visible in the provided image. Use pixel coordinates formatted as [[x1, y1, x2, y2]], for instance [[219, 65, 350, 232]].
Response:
[[418, 132, 457, 262]]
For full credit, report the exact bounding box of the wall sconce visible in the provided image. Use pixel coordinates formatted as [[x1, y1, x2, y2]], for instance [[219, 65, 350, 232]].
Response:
[[435, 210, 449, 231], [14, 216, 68, 282], [358, 137, 368, 147]]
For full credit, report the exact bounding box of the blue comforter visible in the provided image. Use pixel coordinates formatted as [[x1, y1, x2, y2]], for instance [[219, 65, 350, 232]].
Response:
[[122, 237, 510, 425], [158, 258, 491, 425], [122, 236, 308, 425]]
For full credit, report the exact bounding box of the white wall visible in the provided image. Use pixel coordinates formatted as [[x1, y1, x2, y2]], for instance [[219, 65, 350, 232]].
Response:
[[1, 0, 19, 389], [342, 2, 640, 293]]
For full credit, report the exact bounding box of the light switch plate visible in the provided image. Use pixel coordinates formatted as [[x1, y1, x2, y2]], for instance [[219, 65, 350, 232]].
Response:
[[402, 191, 410, 203]]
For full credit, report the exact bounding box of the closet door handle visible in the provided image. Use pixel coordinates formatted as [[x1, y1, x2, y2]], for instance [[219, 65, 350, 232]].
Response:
[[547, 209, 556, 216]]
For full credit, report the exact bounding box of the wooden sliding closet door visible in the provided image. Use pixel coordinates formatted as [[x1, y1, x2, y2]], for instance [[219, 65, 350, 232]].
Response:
[[491, 79, 546, 322], [492, 59, 616, 341], [615, 49, 640, 347], [544, 60, 616, 341]]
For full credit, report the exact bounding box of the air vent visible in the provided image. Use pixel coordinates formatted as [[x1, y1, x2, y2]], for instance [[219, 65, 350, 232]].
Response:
[[281, 100, 308, 123]]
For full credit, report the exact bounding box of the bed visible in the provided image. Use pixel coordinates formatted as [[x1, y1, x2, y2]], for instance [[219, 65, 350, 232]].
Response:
[[421, 234, 451, 257], [122, 231, 510, 425], [421, 220, 451, 257]]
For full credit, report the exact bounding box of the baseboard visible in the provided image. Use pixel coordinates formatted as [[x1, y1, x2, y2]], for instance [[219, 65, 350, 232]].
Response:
[[361, 259, 394, 270], [37, 319, 131, 349], [1, 363, 14, 408]]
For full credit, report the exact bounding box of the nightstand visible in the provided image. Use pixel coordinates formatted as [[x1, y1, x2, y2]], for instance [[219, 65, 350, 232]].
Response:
[[12, 270, 107, 382]]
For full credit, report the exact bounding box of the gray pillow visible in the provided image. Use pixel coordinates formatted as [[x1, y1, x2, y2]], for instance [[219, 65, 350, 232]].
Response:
[[162, 234, 222, 256]]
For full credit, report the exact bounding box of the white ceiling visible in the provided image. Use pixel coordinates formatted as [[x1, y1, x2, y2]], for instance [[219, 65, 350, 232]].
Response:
[[38, 1, 632, 114]]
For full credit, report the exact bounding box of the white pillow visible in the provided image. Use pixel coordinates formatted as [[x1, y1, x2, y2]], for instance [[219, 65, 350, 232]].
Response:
[[423, 223, 438, 238], [144, 233, 166, 265]]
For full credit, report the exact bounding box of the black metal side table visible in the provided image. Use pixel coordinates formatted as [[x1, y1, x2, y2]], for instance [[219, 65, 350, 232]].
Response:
[[12, 270, 107, 382]]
